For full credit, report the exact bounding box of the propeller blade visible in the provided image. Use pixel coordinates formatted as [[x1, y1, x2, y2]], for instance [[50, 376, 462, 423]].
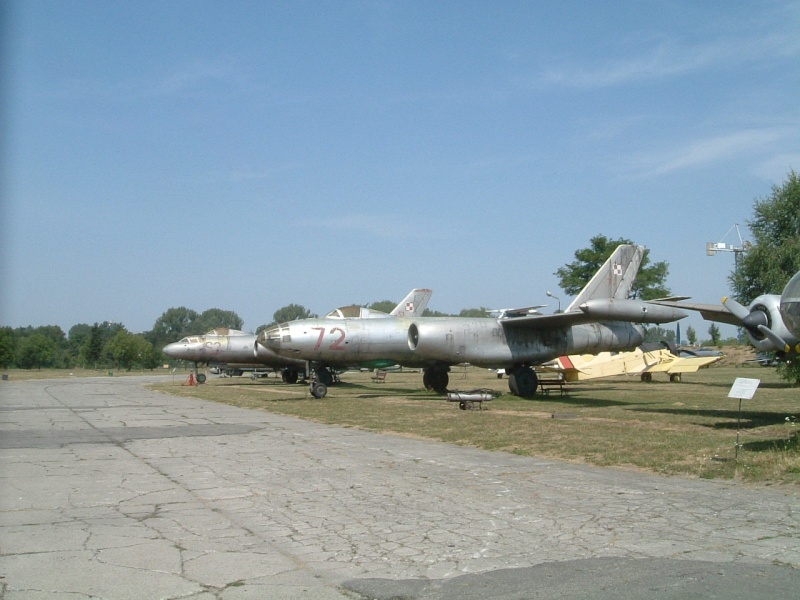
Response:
[[757, 325, 791, 353], [721, 296, 750, 321]]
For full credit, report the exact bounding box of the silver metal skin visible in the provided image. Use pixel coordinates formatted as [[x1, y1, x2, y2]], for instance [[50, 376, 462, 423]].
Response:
[[163, 328, 306, 382], [260, 246, 688, 398]]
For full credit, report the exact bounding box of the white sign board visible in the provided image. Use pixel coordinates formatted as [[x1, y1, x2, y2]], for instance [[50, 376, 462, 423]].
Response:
[[728, 377, 760, 400]]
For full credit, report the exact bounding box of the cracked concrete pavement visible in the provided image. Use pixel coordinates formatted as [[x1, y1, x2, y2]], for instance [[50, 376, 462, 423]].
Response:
[[0, 376, 798, 599]]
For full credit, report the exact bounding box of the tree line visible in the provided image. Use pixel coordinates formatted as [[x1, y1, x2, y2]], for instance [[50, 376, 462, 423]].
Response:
[[3, 171, 796, 373]]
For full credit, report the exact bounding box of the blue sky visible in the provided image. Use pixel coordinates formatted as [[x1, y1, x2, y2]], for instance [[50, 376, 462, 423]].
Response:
[[2, 0, 799, 340]]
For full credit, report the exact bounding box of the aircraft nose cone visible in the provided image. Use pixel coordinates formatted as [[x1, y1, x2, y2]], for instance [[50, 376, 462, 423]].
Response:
[[162, 342, 183, 358]]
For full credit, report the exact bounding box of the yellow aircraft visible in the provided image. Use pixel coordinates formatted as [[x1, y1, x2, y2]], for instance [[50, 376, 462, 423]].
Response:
[[541, 343, 722, 383]]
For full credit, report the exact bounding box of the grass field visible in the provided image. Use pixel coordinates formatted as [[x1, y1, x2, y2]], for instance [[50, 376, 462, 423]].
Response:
[[150, 364, 799, 486]]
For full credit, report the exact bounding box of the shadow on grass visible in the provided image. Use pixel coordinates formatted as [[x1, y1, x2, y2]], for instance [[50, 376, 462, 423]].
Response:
[[509, 392, 635, 408], [742, 432, 799, 452], [631, 406, 795, 429]]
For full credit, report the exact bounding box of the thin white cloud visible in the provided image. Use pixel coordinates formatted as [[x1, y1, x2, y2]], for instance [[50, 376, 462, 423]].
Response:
[[625, 127, 791, 178], [537, 30, 800, 89]]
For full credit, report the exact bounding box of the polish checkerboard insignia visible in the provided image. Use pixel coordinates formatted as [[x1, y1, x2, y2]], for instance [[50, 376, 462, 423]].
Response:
[[613, 264, 623, 276]]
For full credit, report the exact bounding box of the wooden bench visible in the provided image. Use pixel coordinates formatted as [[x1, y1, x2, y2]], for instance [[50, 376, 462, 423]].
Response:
[[537, 376, 567, 396], [371, 370, 388, 383]]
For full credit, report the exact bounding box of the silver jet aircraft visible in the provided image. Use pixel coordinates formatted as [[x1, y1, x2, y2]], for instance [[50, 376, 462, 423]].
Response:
[[163, 328, 307, 383], [259, 245, 687, 397], [652, 269, 800, 361], [164, 288, 432, 385]]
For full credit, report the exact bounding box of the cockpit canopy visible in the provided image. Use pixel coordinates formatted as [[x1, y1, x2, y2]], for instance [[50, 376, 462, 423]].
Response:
[[177, 328, 247, 344], [324, 305, 391, 319], [205, 328, 246, 336]]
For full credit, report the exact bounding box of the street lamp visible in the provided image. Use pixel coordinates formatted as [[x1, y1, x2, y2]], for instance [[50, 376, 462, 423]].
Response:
[[546, 291, 561, 313]]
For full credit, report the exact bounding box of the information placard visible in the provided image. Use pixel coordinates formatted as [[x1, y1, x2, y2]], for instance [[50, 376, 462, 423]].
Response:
[[728, 377, 760, 400]]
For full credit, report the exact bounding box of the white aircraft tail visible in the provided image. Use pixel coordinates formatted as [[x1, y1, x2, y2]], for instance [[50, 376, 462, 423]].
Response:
[[565, 245, 644, 312], [391, 288, 432, 317]]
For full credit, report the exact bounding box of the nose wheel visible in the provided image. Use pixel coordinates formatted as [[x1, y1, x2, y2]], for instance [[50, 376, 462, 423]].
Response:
[[310, 382, 328, 398]]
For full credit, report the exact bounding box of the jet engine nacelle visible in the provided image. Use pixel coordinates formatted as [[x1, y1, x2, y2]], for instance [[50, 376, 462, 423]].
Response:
[[578, 298, 687, 324], [407, 320, 514, 365]]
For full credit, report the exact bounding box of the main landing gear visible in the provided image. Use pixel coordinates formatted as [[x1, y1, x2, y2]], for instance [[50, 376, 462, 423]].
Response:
[[423, 365, 450, 395], [281, 368, 301, 384], [506, 365, 538, 399]]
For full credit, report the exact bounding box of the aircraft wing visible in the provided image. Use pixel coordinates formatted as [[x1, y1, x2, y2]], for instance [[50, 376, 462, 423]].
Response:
[[648, 300, 741, 327], [500, 298, 686, 330], [644, 354, 722, 373], [500, 311, 589, 330]]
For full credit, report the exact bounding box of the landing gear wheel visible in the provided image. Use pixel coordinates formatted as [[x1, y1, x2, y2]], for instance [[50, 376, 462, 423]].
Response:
[[508, 366, 537, 398], [196, 373, 206, 384], [423, 366, 450, 395], [669, 373, 681, 383], [315, 367, 334, 386], [423, 369, 434, 391], [641, 372, 653, 383], [432, 371, 449, 395], [282, 369, 299, 384], [310, 382, 328, 398]]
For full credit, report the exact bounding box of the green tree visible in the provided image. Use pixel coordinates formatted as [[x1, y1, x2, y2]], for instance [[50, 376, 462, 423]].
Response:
[[82, 323, 106, 368], [643, 326, 677, 345], [367, 300, 397, 314], [708, 323, 721, 346], [459, 307, 491, 318], [776, 361, 800, 386], [68, 324, 92, 366], [16, 334, 57, 369], [686, 325, 697, 346], [146, 307, 199, 350], [261, 304, 318, 330], [555, 235, 670, 300], [729, 171, 800, 304], [13, 325, 69, 368], [194, 308, 244, 333], [0, 327, 16, 368], [422, 308, 454, 317], [105, 330, 156, 371]]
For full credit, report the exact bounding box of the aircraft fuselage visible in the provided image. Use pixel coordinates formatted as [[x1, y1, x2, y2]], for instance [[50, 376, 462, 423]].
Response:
[[163, 332, 305, 370], [261, 317, 644, 369]]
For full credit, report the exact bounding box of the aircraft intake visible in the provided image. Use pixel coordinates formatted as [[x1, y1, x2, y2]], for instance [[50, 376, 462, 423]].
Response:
[[407, 323, 420, 350]]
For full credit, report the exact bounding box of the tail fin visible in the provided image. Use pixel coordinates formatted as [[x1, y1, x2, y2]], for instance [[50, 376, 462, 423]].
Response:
[[390, 288, 432, 317], [565, 245, 644, 312]]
